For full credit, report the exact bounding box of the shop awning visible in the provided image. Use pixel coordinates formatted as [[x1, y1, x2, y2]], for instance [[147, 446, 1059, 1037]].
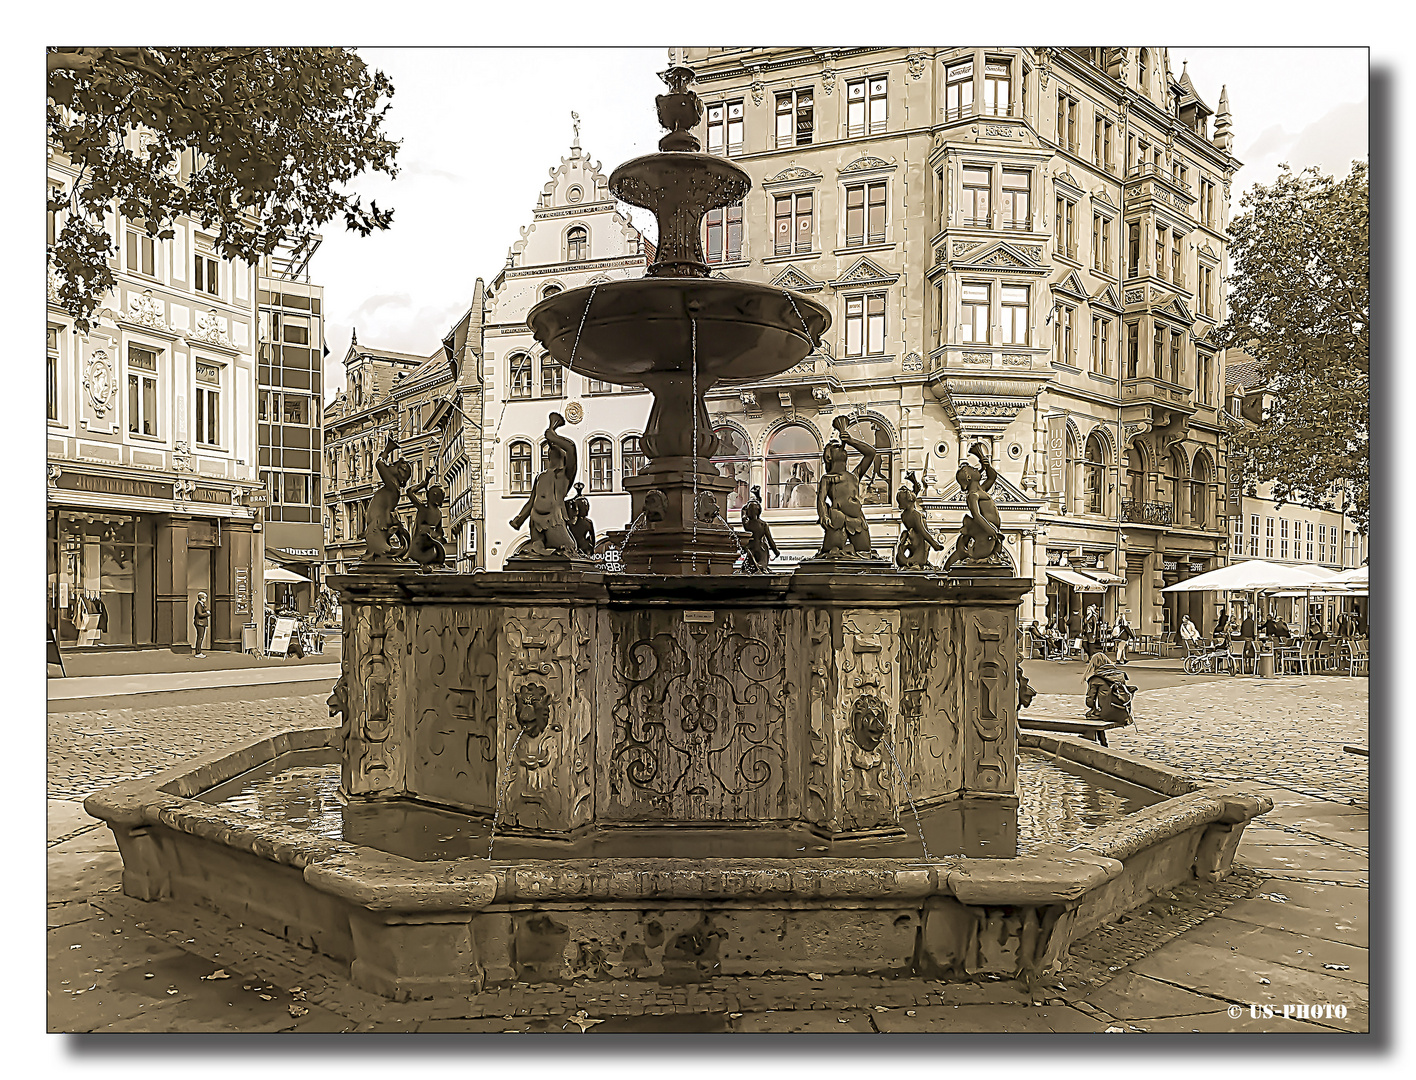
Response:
[[264, 563, 311, 584], [1045, 567, 1107, 592], [1078, 569, 1126, 586]]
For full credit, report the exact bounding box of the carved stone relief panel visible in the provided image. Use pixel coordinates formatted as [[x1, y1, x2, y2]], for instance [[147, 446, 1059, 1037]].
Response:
[[961, 607, 1017, 796], [805, 608, 833, 828], [899, 608, 959, 803], [497, 605, 594, 832], [342, 603, 408, 798], [602, 608, 795, 824], [407, 605, 500, 814], [834, 609, 900, 832]]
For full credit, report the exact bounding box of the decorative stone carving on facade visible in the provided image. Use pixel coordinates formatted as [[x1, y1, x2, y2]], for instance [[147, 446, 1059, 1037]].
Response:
[[961, 352, 992, 365], [963, 612, 1014, 795], [1002, 354, 1029, 367], [47, 463, 61, 487], [749, 66, 766, 106], [125, 290, 168, 331], [190, 308, 234, 347], [1092, 188, 1116, 207], [958, 244, 1045, 272], [1054, 170, 1082, 191], [48, 265, 62, 304], [766, 165, 816, 184], [951, 240, 985, 258], [820, 66, 838, 95], [739, 389, 761, 418], [812, 385, 833, 412], [1122, 419, 1154, 447], [839, 156, 894, 175], [1124, 288, 1145, 305], [777, 391, 794, 409], [1199, 242, 1217, 259], [173, 476, 198, 504], [830, 256, 900, 288], [172, 440, 194, 474], [837, 610, 899, 831], [1092, 284, 1123, 310], [1035, 47, 1052, 89], [83, 349, 117, 417], [906, 52, 927, 79], [769, 265, 823, 293], [902, 351, 924, 373], [1149, 288, 1167, 302]]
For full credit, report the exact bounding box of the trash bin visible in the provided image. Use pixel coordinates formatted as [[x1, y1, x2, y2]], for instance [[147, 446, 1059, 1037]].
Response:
[[242, 622, 260, 653], [1256, 650, 1275, 678]]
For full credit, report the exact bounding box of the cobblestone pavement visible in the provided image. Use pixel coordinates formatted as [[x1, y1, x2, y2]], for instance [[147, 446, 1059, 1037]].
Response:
[[47, 694, 331, 802], [1033, 675, 1368, 804]]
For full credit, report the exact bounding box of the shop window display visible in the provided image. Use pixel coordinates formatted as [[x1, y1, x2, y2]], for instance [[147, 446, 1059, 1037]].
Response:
[[52, 512, 155, 646]]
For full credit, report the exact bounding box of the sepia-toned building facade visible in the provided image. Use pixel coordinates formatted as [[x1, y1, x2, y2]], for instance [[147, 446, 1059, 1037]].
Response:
[[47, 135, 266, 653], [683, 46, 1240, 635]]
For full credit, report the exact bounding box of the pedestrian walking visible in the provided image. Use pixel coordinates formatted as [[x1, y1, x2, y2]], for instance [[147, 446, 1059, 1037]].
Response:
[[1239, 612, 1257, 673], [1113, 613, 1133, 664], [193, 592, 209, 658], [1082, 604, 1103, 658]]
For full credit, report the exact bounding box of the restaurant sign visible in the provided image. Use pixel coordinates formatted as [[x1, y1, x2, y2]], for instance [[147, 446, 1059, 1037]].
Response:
[[54, 472, 173, 501]]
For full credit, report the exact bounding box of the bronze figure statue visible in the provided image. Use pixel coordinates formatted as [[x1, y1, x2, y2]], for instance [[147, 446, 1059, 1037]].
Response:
[[565, 481, 596, 556], [815, 414, 879, 559], [741, 485, 779, 572], [363, 435, 412, 561], [942, 442, 1008, 571], [509, 412, 582, 558], [894, 469, 943, 569], [407, 475, 449, 569]]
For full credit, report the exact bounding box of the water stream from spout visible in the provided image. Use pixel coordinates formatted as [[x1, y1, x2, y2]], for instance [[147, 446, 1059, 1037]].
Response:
[[712, 511, 748, 569], [882, 738, 933, 863], [486, 729, 524, 861], [568, 283, 598, 369], [690, 315, 699, 573]]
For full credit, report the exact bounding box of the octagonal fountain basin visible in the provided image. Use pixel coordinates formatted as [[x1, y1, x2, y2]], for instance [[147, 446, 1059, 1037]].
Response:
[[84, 727, 1270, 1001], [527, 277, 830, 384]]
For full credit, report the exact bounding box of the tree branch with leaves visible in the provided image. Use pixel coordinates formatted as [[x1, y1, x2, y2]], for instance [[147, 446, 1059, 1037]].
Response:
[[47, 47, 400, 332]]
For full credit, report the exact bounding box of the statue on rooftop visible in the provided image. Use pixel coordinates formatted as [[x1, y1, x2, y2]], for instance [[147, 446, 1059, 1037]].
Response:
[[509, 412, 582, 559]]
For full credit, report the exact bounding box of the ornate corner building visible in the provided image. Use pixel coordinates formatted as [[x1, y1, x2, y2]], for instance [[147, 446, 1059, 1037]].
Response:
[[47, 137, 267, 653], [683, 46, 1239, 635]]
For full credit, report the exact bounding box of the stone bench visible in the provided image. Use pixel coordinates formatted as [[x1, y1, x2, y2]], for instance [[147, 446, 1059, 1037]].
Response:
[[1019, 714, 1130, 748]]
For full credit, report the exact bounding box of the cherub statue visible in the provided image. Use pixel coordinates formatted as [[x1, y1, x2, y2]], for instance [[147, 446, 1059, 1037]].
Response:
[[741, 485, 779, 573], [941, 442, 1008, 570], [895, 470, 944, 569], [407, 475, 448, 569], [565, 481, 596, 556], [509, 412, 581, 558], [815, 414, 878, 559], [363, 435, 412, 560]]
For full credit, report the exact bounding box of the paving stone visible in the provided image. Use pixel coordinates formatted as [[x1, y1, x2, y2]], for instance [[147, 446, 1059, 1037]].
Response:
[[872, 1004, 1104, 1033], [1236, 844, 1368, 873], [1221, 892, 1367, 947], [46, 845, 125, 905], [48, 798, 101, 843], [731, 1010, 875, 1033], [1176, 915, 1367, 984]]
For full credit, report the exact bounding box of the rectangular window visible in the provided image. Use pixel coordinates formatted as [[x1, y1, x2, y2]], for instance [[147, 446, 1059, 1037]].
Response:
[[960, 168, 990, 227], [541, 358, 564, 397], [1250, 514, 1260, 557], [1307, 521, 1314, 562], [587, 378, 612, 394], [1090, 316, 1110, 374], [1265, 517, 1274, 559], [1125, 322, 1139, 378], [126, 344, 159, 437], [844, 293, 887, 357], [1197, 351, 1214, 404], [282, 473, 311, 505], [1092, 214, 1111, 272], [195, 361, 221, 446], [510, 356, 532, 398], [1280, 518, 1289, 560], [945, 61, 973, 122], [1152, 324, 1165, 379], [1318, 523, 1327, 563], [125, 229, 156, 278], [47, 327, 59, 421], [1054, 196, 1076, 258], [933, 281, 945, 347], [961, 282, 990, 344], [1199, 264, 1214, 318], [1055, 304, 1076, 366], [1169, 329, 1183, 384], [1171, 231, 1183, 286], [1097, 118, 1114, 172], [47, 184, 62, 246], [622, 437, 646, 484], [1056, 95, 1077, 150], [1127, 221, 1141, 278], [282, 315, 310, 345], [935, 165, 945, 226], [706, 100, 743, 156], [1155, 225, 1167, 280], [281, 393, 309, 425], [1001, 169, 1030, 230], [194, 253, 219, 296], [775, 89, 813, 147], [705, 202, 743, 264], [1201, 178, 1217, 227], [983, 59, 1011, 116], [846, 76, 887, 136], [845, 181, 887, 245], [1001, 285, 1028, 345], [774, 192, 813, 255]]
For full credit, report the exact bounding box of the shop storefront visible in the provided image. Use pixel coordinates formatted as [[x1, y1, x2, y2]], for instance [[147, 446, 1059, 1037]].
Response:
[[1161, 555, 1214, 635], [1043, 565, 1107, 632]]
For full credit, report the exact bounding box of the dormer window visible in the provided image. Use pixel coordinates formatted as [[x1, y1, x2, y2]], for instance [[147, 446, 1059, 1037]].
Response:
[[566, 225, 588, 262]]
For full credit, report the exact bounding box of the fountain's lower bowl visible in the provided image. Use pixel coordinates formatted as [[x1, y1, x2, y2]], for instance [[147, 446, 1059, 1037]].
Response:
[[85, 727, 1270, 1001], [527, 277, 831, 383]]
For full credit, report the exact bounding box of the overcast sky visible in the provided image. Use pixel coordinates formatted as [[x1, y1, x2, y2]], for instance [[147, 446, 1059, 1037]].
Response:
[[310, 45, 1368, 402]]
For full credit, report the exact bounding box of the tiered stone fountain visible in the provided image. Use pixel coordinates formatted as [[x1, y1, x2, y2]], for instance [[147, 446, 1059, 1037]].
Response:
[[85, 66, 1269, 1002]]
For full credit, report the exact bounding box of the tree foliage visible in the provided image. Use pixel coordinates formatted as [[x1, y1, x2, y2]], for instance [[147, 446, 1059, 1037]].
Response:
[[47, 47, 400, 332], [1217, 162, 1368, 531]]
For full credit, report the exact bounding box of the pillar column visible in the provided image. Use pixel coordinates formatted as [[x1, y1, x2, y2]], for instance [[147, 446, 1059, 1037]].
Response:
[[155, 516, 191, 649], [213, 520, 253, 652]]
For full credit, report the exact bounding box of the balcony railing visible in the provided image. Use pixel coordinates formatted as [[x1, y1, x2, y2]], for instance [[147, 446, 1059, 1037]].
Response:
[[1120, 499, 1173, 526]]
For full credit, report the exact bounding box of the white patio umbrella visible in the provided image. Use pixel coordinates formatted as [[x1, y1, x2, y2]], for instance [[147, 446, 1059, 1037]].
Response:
[[1160, 560, 1330, 593], [264, 564, 311, 584]]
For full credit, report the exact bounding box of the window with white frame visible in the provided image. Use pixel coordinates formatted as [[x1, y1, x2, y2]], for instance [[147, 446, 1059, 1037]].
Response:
[[774, 192, 813, 255], [1199, 263, 1215, 318], [1250, 514, 1260, 557], [541, 356, 564, 398], [588, 437, 613, 492], [1197, 350, 1214, 404], [1265, 517, 1274, 558], [1318, 523, 1327, 564], [621, 436, 646, 485], [983, 58, 1012, 116], [587, 378, 613, 394], [960, 168, 990, 227], [125, 226, 158, 278], [1055, 93, 1078, 151], [194, 249, 219, 297], [1001, 284, 1029, 345], [945, 61, 973, 122], [47, 326, 60, 421], [126, 344, 159, 436], [933, 281, 945, 348], [194, 360, 221, 446], [1054, 194, 1077, 258], [509, 440, 533, 494], [775, 88, 813, 147], [509, 354, 532, 398], [566, 225, 588, 262], [1125, 321, 1140, 378], [846, 75, 887, 137], [961, 282, 990, 343], [706, 101, 743, 156], [1306, 521, 1314, 562], [282, 314, 310, 344], [1090, 316, 1110, 374], [705, 202, 743, 263], [845, 181, 887, 245], [1280, 518, 1289, 559], [282, 393, 310, 425], [1001, 169, 1030, 230], [844, 293, 886, 357], [1054, 303, 1076, 366], [1092, 213, 1112, 273]]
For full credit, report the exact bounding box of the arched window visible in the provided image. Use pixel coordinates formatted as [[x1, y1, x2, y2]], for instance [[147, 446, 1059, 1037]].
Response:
[[541, 284, 562, 300], [621, 435, 646, 486], [1168, 446, 1188, 524], [588, 437, 613, 492], [509, 440, 533, 494], [712, 425, 753, 510], [1191, 452, 1212, 527], [566, 225, 588, 262], [541, 356, 564, 397], [1138, 49, 1150, 93], [848, 418, 893, 505], [509, 353, 532, 398], [1124, 445, 1147, 517], [1083, 431, 1109, 515], [1064, 428, 1080, 515], [764, 424, 820, 510], [539, 439, 551, 474]]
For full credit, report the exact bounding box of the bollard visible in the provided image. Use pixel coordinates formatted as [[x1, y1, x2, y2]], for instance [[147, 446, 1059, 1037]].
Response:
[[1256, 650, 1275, 678]]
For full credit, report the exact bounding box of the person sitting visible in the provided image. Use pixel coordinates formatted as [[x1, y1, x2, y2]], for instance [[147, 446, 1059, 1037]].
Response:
[[1028, 620, 1056, 660], [1308, 616, 1327, 641], [1083, 651, 1135, 724], [1214, 605, 1230, 641], [1263, 615, 1292, 641]]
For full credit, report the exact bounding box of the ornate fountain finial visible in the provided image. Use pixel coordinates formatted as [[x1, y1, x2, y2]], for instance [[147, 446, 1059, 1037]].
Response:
[[656, 64, 702, 152]]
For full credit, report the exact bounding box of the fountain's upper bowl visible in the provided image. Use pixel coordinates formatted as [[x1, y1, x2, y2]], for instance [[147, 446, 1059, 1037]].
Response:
[[527, 278, 831, 384], [609, 152, 750, 215]]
